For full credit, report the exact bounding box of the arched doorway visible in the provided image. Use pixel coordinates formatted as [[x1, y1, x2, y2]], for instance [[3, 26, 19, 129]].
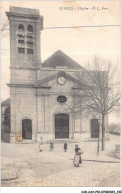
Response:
[[91, 119, 99, 138], [55, 113, 69, 139], [22, 119, 32, 140]]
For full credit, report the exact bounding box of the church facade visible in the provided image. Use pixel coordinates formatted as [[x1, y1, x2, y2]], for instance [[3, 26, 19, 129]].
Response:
[[5, 7, 108, 143]]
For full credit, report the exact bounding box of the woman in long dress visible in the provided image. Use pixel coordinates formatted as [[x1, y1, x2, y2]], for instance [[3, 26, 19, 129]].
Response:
[[73, 144, 83, 167]]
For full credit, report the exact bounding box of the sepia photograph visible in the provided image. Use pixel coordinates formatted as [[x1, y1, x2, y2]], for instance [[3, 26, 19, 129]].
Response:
[[1, 0, 121, 190]]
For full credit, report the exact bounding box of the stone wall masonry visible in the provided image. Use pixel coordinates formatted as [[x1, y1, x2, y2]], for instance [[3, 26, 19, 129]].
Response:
[[74, 132, 90, 142], [37, 95, 47, 134], [9, 132, 16, 143], [10, 69, 36, 84], [74, 118, 80, 133], [82, 117, 90, 133], [10, 89, 37, 142], [37, 133, 53, 143]]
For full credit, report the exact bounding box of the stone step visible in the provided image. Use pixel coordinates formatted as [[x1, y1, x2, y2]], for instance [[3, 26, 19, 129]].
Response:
[[15, 140, 37, 144], [15, 139, 78, 144]]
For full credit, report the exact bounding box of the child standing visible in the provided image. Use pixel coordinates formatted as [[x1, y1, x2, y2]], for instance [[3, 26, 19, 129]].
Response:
[[39, 143, 43, 152], [64, 142, 67, 152], [49, 140, 54, 151]]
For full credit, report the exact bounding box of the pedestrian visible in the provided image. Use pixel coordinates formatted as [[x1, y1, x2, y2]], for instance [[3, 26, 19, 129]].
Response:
[[73, 144, 83, 167], [40, 137, 43, 144], [49, 140, 54, 151], [39, 142, 43, 152], [64, 142, 67, 152]]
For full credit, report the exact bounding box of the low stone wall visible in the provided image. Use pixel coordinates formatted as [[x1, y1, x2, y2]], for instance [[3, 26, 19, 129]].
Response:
[[1, 132, 21, 143]]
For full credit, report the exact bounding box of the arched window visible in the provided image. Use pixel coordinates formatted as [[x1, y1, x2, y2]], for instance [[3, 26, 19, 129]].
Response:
[[18, 24, 24, 32], [22, 119, 32, 139], [27, 25, 33, 32]]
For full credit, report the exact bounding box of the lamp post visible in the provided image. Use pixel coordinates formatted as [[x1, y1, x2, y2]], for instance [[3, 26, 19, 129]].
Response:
[[97, 126, 100, 156]]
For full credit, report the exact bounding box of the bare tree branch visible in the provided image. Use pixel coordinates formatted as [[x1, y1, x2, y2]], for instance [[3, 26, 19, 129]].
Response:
[[1, 19, 9, 39], [70, 56, 120, 151]]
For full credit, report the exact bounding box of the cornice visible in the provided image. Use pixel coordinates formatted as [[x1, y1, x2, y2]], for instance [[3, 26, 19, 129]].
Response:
[[6, 12, 43, 20], [10, 66, 40, 71], [7, 83, 51, 89], [7, 83, 34, 88]]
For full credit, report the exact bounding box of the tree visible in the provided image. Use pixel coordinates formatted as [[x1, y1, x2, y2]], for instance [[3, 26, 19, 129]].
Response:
[[71, 56, 120, 151], [1, 17, 9, 39], [1, 5, 9, 39], [3, 106, 10, 130], [1, 19, 9, 39]]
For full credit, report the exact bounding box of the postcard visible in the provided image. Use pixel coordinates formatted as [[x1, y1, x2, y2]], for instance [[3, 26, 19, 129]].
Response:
[[1, 1, 121, 193]]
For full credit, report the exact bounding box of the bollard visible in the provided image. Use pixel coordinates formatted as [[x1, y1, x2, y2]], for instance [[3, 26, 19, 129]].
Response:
[[115, 144, 120, 158]]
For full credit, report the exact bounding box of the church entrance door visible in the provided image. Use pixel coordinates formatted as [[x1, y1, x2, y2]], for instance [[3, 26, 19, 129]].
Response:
[[22, 119, 32, 140], [55, 113, 69, 139]]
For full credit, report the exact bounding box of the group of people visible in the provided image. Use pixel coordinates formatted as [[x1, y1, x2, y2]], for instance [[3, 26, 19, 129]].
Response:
[[39, 139, 83, 167], [39, 140, 68, 152]]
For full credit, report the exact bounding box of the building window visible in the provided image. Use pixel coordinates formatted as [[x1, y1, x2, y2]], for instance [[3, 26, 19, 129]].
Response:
[[27, 35, 33, 39], [18, 35, 24, 38], [27, 49, 34, 54], [27, 25, 33, 32], [18, 40, 25, 44], [18, 48, 25, 54], [27, 42, 33, 48], [18, 24, 24, 32]]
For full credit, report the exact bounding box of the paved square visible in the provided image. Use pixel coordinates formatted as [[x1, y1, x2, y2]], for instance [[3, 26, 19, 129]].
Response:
[[1, 134, 120, 187]]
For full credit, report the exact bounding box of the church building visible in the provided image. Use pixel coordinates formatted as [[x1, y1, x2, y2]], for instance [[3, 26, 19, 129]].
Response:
[[4, 6, 107, 143]]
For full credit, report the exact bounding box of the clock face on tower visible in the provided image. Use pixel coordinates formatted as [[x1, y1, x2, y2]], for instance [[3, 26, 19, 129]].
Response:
[[57, 76, 66, 85]]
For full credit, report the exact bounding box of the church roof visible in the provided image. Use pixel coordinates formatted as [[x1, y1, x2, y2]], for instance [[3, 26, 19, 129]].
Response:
[[42, 50, 84, 70], [1, 98, 10, 106]]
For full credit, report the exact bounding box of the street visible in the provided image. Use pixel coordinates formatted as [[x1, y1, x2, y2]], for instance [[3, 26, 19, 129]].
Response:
[[1, 134, 120, 187]]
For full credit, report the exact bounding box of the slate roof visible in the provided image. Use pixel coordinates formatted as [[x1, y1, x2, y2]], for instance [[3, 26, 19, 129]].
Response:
[[42, 50, 84, 70], [1, 98, 10, 106]]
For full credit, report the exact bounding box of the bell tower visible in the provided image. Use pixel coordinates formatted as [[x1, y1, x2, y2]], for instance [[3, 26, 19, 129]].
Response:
[[6, 7, 43, 143], [6, 6, 43, 70]]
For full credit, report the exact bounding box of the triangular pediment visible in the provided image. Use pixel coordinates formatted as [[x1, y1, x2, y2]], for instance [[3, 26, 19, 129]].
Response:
[[35, 71, 86, 88], [42, 50, 84, 70]]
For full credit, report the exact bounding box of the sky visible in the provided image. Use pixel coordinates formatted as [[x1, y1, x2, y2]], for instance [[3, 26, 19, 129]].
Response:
[[1, 1, 120, 123]]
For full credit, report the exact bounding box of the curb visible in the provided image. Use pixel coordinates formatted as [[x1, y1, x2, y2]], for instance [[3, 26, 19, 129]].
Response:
[[70, 158, 120, 163], [83, 159, 120, 163]]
